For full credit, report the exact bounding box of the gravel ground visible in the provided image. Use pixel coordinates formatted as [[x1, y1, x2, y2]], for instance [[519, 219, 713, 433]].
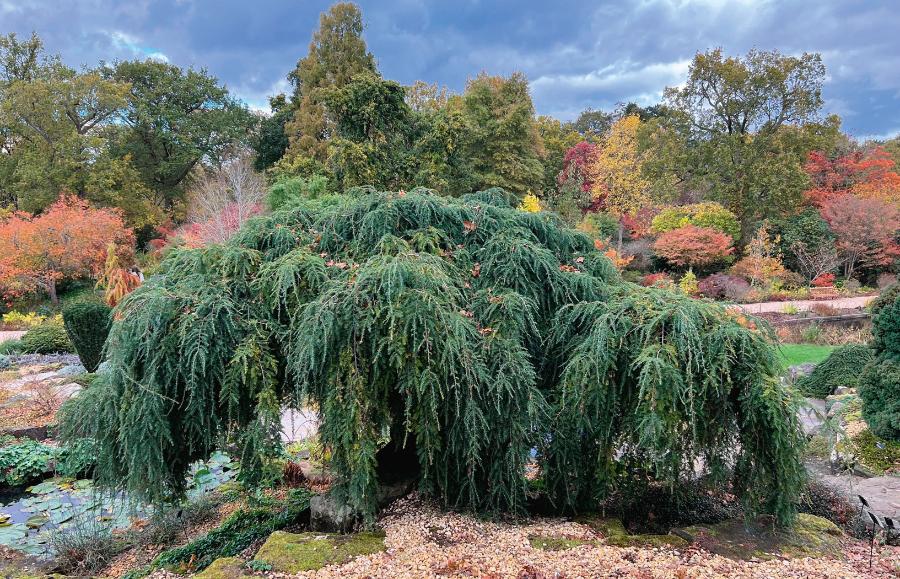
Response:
[[1, 352, 81, 367], [150, 493, 898, 579]]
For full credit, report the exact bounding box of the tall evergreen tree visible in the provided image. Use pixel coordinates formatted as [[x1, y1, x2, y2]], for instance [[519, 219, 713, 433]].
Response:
[[251, 94, 292, 171], [284, 2, 377, 164], [460, 72, 544, 201]]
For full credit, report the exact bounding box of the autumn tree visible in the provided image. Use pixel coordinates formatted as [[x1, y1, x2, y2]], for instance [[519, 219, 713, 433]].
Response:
[[804, 146, 900, 208], [404, 80, 449, 114], [0, 195, 134, 304], [284, 2, 377, 164], [819, 195, 900, 279], [545, 141, 598, 224], [187, 149, 266, 245], [729, 222, 788, 288], [663, 48, 840, 234], [535, 115, 581, 197], [652, 225, 735, 269], [0, 35, 140, 215], [590, 115, 655, 248]]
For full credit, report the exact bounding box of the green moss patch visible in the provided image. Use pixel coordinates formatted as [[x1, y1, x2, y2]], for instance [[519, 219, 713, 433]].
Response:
[[851, 429, 900, 475], [575, 516, 688, 548], [680, 514, 842, 560], [195, 557, 248, 579], [252, 530, 385, 573], [528, 534, 593, 551]]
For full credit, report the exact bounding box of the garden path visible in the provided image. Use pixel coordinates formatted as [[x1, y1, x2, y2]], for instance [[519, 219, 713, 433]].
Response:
[[0, 331, 25, 343], [806, 459, 900, 521], [737, 295, 876, 314]]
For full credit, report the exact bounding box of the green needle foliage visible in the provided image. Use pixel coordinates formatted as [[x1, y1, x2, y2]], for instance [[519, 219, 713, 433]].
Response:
[[62, 301, 113, 372], [59, 188, 803, 524]]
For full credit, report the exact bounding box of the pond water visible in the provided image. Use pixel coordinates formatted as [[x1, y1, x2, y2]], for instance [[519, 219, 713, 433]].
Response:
[[0, 451, 238, 557]]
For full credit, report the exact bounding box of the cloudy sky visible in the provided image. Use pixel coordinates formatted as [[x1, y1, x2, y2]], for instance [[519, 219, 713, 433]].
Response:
[[2, 0, 898, 139]]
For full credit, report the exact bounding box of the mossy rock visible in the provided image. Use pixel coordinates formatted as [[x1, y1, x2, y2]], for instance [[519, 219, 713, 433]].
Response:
[[576, 516, 688, 548], [195, 557, 248, 579], [528, 534, 593, 551], [680, 514, 842, 560], [252, 530, 385, 573], [850, 429, 900, 475]]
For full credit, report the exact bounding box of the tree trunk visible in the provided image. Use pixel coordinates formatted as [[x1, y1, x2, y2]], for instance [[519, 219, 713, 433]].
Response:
[[617, 222, 624, 252], [47, 278, 58, 305]]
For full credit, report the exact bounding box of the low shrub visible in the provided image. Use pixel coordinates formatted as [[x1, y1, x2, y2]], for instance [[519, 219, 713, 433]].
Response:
[[640, 272, 673, 288], [140, 493, 225, 548], [859, 358, 900, 442], [678, 270, 699, 296], [0, 311, 47, 330], [795, 344, 874, 398], [650, 202, 741, 240], [600, 479, 742, 535], [877, 273, 897, 289], [0, 339, 22, 355], [48, 514, 125, 575], [652, 225, 735, 268], [62, 301, 112, 372], [0, 437, 56, 486], [797, 480, 861, 536], [812, 273, 836, 287], [698, 273, 750, 301], [809, 303, 840, 317], [871, 288, 900, 356], [777, 323, 870, 346], [57, 438, 98, 478], [842, 278, 861, 293], [20, 318, 73, 354], [150, 488, 313, 573]]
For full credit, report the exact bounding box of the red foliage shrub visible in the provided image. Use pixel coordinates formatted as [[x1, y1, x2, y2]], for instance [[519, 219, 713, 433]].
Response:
[[811, 273, 836, 287], [640, 272, 673, 288], [652, 225, 734, 268]]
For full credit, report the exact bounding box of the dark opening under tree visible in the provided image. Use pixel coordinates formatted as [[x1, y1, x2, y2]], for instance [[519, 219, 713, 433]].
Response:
[[59, 188, 803, 524]]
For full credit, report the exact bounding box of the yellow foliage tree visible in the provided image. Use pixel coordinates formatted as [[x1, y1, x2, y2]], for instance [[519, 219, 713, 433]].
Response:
[[589, 115, 652, 248], [730, 222, 788, 288]]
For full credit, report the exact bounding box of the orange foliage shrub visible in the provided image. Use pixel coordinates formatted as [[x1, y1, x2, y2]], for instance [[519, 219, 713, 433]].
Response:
[[652, 225, 734, 268]]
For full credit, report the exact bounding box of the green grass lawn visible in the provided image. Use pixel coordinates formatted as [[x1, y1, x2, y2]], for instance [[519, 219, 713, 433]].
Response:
[[778, 343, 835, 367]]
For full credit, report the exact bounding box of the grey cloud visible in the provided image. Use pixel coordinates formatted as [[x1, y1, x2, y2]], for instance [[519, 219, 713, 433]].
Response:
[[1, 0, 897, 136]]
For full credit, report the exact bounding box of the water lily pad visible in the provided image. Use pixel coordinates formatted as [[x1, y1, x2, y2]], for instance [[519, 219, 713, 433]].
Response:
[[0, 523, 27, 546], [27, 480, 61, 494], [25, 513, 49, 528]]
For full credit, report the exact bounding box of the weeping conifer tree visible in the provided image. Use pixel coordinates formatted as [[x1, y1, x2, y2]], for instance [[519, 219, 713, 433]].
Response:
[[59, 187, 804, 524]]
